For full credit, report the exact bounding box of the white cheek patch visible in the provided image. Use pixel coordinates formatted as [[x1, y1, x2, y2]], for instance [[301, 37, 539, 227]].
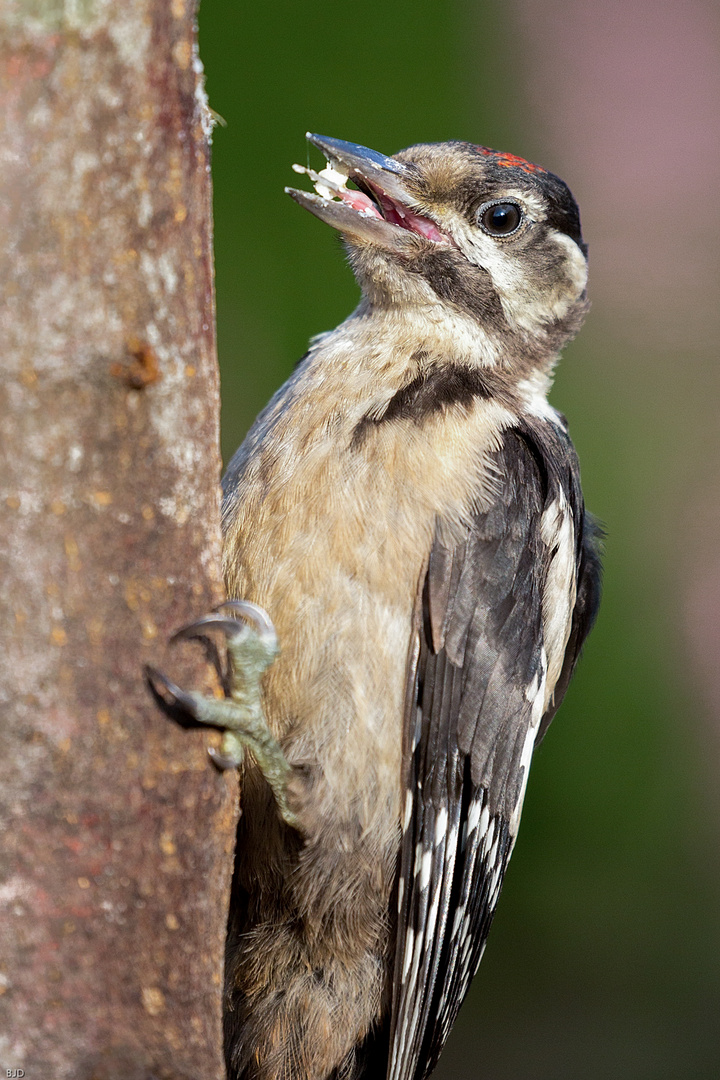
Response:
[[489, 235, 586, 331], [552, 232, 588, 299]]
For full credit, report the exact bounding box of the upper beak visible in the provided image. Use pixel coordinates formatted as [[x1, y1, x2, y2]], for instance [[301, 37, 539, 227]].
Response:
[[304, 134, 411, 195]]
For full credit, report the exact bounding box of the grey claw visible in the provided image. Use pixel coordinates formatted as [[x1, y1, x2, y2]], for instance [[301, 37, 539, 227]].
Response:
[[170, 614, 252, 645], [208, 746, 241, 771], [170, 602, 277, 650], [217, 600, 277, 645], [145, 665, 200, 717]]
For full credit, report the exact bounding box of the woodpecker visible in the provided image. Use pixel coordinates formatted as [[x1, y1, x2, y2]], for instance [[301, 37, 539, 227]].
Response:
[[150, 134, 601, 1080]]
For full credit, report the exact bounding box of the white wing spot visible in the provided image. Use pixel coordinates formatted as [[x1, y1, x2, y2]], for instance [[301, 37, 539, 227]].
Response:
[[446, 823, 458, 863], [402, 789, 413, 832], [488, 834, 499, 873], [426, 885, 441, 944], [451, 902, 466, 940], [466, 797, 482, 838], [435, 806, 448, 846], [412, 705, 423, 751], [409, 927, 423, 989], [402, 928, 414, 980], [420, 849, 432, 891], [479, 803, 490, 839]]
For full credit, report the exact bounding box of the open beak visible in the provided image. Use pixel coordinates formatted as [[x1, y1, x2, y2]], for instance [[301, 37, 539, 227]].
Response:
[[285, 133, 450, 248]]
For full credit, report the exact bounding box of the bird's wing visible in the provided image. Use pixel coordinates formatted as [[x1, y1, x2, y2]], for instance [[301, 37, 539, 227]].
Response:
[[387, 418, 601, 1080]]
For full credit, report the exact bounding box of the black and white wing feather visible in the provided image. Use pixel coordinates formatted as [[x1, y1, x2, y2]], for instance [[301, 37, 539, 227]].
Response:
[[387, 418, 601, 1080]]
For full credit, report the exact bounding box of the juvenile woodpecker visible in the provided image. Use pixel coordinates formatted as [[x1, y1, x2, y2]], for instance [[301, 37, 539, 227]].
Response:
[[151, 134, 601, 1080]]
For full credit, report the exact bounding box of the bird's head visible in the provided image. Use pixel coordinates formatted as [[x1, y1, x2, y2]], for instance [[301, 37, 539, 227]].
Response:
[[287, 134, 589, 367]]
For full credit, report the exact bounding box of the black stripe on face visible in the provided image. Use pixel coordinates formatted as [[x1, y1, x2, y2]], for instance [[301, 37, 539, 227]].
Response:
[[405, 248, 509, 330], [351, 361, 494, 447]]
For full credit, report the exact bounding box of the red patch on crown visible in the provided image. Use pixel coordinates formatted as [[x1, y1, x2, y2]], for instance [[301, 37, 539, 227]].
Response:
[[473, 146, 546, 175]]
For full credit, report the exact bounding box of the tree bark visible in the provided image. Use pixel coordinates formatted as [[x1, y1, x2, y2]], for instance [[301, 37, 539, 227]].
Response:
[[0, 3, 235, 1077]]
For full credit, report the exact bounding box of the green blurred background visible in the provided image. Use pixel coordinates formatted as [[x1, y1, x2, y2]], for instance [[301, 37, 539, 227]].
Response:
[[199, 2, 720, 1076]]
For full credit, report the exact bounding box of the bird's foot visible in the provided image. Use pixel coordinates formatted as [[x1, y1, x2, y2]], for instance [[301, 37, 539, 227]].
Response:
[[146, 601, 300, 830]]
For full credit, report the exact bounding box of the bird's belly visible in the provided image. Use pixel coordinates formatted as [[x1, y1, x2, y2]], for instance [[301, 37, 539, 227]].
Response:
[[237, 490, 425, 838]]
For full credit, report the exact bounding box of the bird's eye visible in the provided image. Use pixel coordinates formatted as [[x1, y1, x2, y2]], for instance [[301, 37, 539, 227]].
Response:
[[478, 201, 522, 237]]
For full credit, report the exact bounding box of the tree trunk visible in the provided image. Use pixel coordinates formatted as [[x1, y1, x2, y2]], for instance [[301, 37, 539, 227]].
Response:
[[0, 3, 235, 1077]]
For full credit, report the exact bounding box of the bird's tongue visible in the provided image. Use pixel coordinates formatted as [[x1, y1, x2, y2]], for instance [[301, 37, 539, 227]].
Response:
[[337, 186, 383, 219], [375, 192, 448, 243], [338, 182, 449, 244]]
